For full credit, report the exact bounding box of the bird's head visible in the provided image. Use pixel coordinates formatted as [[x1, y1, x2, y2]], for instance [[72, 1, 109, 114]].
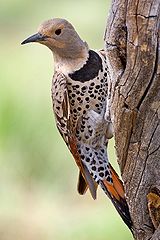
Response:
[[21, 18, 88, 59]]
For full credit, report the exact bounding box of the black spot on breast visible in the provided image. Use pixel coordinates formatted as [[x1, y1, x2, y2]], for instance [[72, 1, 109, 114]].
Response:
[[105, 170, 109, 177], [99, 172, 104, 177], [95, 85, 100, 89], [91, 159, 96, 165], [69, 50, 103, 82], [89, 129, 93, 135], [92, 166, 96, 171], [81, 155, 85, 160], [98, 167, 104, 171], [81, 86, 87, 92], [86, 157, 90, 162]]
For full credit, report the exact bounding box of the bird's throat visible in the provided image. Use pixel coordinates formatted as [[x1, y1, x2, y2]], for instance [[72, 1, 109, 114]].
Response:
[[54, 47, 89, 75]]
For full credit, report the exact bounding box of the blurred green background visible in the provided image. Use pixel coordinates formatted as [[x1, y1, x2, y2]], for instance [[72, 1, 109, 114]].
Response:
[[0, 0, 133, 239]]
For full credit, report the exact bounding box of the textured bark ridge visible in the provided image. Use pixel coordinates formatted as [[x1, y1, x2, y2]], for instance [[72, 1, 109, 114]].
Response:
[[104, 0, 160, 239]]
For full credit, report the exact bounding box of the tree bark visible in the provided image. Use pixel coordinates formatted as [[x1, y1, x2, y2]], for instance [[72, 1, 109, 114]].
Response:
[[104, 0, 160, 239]]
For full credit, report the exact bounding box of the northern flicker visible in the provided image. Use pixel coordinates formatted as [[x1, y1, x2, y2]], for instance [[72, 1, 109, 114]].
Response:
[[22, 18, 132, 230]]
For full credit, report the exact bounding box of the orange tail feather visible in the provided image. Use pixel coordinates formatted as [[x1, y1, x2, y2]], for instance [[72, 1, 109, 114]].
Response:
[[101, 164, 132, 231], [109, 163, 125, 199]]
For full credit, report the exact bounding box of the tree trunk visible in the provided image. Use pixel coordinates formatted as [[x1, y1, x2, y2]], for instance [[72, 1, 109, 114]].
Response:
[[104, 0, 160, 239]]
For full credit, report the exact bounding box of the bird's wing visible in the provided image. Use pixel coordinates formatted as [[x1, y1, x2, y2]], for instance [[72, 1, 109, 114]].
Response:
[[77, 171, 88, 195], [51, 72, 70, 145], [51, 72, 97, 199], [77, 170, 98, 198]]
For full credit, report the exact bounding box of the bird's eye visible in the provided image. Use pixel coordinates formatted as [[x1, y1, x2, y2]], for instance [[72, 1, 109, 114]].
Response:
[[55, 29, 62, 35]]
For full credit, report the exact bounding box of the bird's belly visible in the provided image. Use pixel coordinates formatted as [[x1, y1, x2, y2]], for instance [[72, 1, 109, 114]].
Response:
[[67, 78, 107, 130], [75, 110, 110, 182], [76, 108, 108, 147]]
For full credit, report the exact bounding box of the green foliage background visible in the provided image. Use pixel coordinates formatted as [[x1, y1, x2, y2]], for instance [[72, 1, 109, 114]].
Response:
[[0, 0, 133, 239]]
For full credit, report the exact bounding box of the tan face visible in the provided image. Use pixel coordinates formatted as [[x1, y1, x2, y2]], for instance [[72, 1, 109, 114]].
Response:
[[22, 19, 75, 48], [37, 19, 73, 49], [21, 18, 87, 59]]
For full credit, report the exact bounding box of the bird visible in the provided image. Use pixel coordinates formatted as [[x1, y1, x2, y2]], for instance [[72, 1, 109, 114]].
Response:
[[21, 18, 132, 230]]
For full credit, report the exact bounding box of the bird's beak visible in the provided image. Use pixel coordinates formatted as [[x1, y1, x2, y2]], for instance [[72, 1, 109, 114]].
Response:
[[21, 33, 47, 45]]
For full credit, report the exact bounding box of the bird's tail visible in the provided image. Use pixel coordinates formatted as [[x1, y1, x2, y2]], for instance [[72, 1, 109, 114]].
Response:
[[100, 163, 132, 231]]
